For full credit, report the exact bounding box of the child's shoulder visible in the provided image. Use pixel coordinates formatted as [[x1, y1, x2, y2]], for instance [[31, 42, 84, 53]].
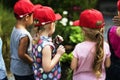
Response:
[[75, 41, 95, 47], [37, 39, 54, 48], [109, 25, 117, 32], [108, 25, 118, 39], [75, 41, 85, 46]]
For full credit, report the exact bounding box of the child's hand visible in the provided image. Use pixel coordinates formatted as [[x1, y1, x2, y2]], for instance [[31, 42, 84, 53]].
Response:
[[54, 35, 64, 45], [57, 45, 65, 56], [112, 16, 120, 26]]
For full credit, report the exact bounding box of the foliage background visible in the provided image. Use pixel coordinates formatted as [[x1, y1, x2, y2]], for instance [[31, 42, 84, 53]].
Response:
[[1, 0, 98, 20]]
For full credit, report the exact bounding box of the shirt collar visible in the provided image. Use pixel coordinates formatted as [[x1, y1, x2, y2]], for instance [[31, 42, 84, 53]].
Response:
[[40, 36, 52, 42]]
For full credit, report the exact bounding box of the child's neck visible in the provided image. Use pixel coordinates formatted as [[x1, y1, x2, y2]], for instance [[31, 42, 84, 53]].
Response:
[[85, 37, 91, 41], [39, 31, 49, 37], [15, 21, 27, 30]]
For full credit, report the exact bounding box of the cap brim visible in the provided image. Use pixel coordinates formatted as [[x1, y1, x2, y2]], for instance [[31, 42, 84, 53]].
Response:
[[55, 13, 62, 21], [73, 20, 80, 26]]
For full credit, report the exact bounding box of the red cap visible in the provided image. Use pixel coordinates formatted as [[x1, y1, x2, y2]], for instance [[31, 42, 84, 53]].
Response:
[[33, 6, 62, 26], [14, 0, 34, 19], [117, 0, 120, 11], [73, 9, 105, 29]]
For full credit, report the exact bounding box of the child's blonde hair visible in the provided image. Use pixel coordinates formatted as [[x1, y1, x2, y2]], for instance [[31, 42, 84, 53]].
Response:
[[32, 23, 51, 44], [82, 27, 104, 78]]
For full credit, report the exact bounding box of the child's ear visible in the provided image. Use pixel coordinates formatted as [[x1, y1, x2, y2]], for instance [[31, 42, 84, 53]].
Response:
[[49, 23, 54, 29], [24, 15, 29, 21]]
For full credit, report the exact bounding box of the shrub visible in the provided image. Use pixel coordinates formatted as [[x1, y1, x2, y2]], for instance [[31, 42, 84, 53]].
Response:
[[60, 52, 73, 80]]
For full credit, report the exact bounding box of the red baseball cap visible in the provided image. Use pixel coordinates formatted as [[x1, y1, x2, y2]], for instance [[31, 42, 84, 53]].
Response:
[[33, 5, 62, 26], [117, 0, 120, 11], [73, 9, 105, 29], [14, 0, 34, 19]]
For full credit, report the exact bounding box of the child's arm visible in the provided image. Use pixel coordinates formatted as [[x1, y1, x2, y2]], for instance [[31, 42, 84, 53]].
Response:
[[18, 36, 33, 64], [70, 56, 78, 70], [42, 45, 65, 72], [105, 57, 111, 68]]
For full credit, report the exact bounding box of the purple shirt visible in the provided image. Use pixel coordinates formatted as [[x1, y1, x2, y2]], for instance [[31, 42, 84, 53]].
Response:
[[109, 26, 120, 58], [72, 41, 111, 80]]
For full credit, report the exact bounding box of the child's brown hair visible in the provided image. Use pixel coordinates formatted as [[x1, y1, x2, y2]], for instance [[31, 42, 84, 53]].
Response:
[[82, 27, 104, 78]]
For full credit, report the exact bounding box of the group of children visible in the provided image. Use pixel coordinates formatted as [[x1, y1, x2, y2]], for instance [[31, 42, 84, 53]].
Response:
[[1, 0, 120, 80], [10, 0, 65, 80]]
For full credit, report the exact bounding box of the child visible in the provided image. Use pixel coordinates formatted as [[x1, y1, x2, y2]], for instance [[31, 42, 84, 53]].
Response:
[[71, 9, 111, 80], [0, 38, 8, 80], [32, 5, 65, 80], [10, 0, 35, 80], [106, 0, 120, 80]]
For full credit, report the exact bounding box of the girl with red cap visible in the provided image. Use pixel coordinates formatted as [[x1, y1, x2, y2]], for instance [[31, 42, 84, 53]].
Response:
[[71, 9, 111, 80], [32, 5, 65, 80]]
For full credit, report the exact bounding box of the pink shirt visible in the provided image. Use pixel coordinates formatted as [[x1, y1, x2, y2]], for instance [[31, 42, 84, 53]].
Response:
[[109, 26, 120, 58], [72, 41, 111, 80]]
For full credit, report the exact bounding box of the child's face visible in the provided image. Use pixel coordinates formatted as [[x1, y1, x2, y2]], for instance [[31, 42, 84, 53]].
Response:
[[28, 13, 34, 25]]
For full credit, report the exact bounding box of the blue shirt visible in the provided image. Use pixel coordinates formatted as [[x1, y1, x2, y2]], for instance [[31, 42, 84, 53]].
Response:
[[0, 38, 7, 79], [10, 27, 33, 76]]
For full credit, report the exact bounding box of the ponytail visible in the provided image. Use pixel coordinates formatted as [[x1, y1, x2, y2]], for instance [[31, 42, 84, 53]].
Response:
[[32, 26, 45, 44], [82, 27, 104, 78], [92, 29, 104, 78]]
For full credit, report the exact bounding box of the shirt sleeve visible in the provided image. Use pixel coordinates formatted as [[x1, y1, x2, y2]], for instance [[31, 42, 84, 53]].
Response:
[[19, 34, 28, 39], [105, 42, 111, 58], [72, 44, 79, 58]]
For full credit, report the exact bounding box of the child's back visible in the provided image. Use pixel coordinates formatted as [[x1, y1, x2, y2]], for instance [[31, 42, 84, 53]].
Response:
[[71, 9, 111, 80], [72, 41, 110, 80]]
